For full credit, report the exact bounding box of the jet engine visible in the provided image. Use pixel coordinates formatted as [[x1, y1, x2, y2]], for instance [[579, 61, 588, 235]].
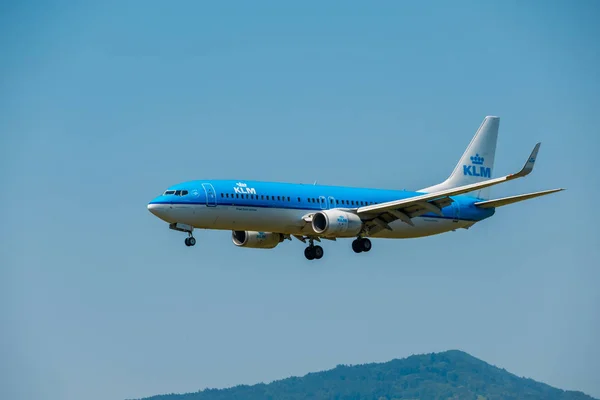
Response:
[[231, 230, 284, 249], [312, 210, 363, 237]]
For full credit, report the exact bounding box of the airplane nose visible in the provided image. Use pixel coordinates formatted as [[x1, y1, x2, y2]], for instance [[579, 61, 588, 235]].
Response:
[[148, 202, 173, 223], [147, 203, 161, 216]]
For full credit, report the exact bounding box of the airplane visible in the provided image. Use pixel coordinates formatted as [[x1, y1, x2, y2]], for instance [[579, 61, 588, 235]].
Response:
[[147, 116, 564, 260]]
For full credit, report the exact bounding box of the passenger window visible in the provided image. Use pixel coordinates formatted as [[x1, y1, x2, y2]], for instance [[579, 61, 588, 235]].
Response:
[[236, 194, 239, 198], [287, 196, 290, 201], [221, 193, 224, 197], [261, 195, 264, 200], [226, 193, 229, 198], [277, 196, 281, 201], [297, 197, 301, 202]]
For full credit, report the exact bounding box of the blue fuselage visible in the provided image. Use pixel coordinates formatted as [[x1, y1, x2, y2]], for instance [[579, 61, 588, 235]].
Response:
[[147, 180, 494, 239]]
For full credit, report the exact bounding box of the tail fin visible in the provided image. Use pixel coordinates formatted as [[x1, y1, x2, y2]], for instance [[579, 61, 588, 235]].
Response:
[[420, 116, 500, 199]]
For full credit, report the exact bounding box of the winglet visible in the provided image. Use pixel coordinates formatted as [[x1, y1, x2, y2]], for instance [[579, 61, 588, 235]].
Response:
[[512, 142, 541, 178]]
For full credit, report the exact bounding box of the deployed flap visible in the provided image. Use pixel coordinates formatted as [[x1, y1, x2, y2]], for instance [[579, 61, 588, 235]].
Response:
[[474, 188, 564, 209], [358, 143, 541, 217]]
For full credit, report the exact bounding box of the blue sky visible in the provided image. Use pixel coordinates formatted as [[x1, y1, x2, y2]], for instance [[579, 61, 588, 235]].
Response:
[[1, 1, 599, 399]]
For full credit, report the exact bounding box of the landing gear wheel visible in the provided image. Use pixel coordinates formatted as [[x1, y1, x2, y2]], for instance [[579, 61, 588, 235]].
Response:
[[313, 245, 324, 259], [304, 247, 315, 260], [352, 238, 372, 253], [361, 238, 372, 252], [185, 237, 196, 247]]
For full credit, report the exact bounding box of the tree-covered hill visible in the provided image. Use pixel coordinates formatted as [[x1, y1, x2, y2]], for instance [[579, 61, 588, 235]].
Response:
[[134, 350, 596, 400]]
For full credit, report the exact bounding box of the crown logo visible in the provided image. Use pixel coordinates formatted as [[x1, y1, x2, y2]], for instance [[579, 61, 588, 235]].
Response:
[[236, 182, 247, 187], [470, 154, 484, 165]]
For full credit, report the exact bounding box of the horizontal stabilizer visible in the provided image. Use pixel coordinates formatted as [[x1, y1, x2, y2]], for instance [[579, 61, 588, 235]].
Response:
[[474, 188, 564, 209]]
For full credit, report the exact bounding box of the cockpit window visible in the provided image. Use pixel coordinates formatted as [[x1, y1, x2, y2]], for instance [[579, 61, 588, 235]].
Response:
[[164, 190, 189, 196]]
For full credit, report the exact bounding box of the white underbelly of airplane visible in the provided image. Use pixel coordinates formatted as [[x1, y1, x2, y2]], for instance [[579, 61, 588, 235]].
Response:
[[168, 204, 473, 239]]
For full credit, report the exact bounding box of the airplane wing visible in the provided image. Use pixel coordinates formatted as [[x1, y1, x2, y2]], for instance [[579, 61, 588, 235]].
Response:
[[356, 143, 541, 234]]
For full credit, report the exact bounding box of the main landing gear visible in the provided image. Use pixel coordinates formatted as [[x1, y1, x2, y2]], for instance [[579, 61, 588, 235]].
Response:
[[352, 238, 372, 253], [304, 238, 324, 261], [300, 237, 371, 259]]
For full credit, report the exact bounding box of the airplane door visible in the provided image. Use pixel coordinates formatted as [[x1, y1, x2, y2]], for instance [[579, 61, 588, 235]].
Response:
[[201, 183, 217, 207], [328, 196, 336, 209], [319, 196, 327, 210]]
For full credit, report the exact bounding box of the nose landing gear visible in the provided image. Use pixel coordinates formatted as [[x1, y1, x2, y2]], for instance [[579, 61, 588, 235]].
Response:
[[169, 223, 196, 247], [184, 235, 196, 247]]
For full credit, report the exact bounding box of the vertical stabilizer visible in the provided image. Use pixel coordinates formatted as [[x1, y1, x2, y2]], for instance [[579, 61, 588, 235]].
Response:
[[419, 116, 499, 199]]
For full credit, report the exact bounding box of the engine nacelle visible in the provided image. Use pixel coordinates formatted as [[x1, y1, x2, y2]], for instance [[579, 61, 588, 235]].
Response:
[[312, 210, 363, 237], [232, 230, 284, 249]]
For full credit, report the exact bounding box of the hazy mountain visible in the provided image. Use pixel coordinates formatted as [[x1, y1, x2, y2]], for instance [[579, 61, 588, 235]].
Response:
[[134, 350, 596, 400]]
